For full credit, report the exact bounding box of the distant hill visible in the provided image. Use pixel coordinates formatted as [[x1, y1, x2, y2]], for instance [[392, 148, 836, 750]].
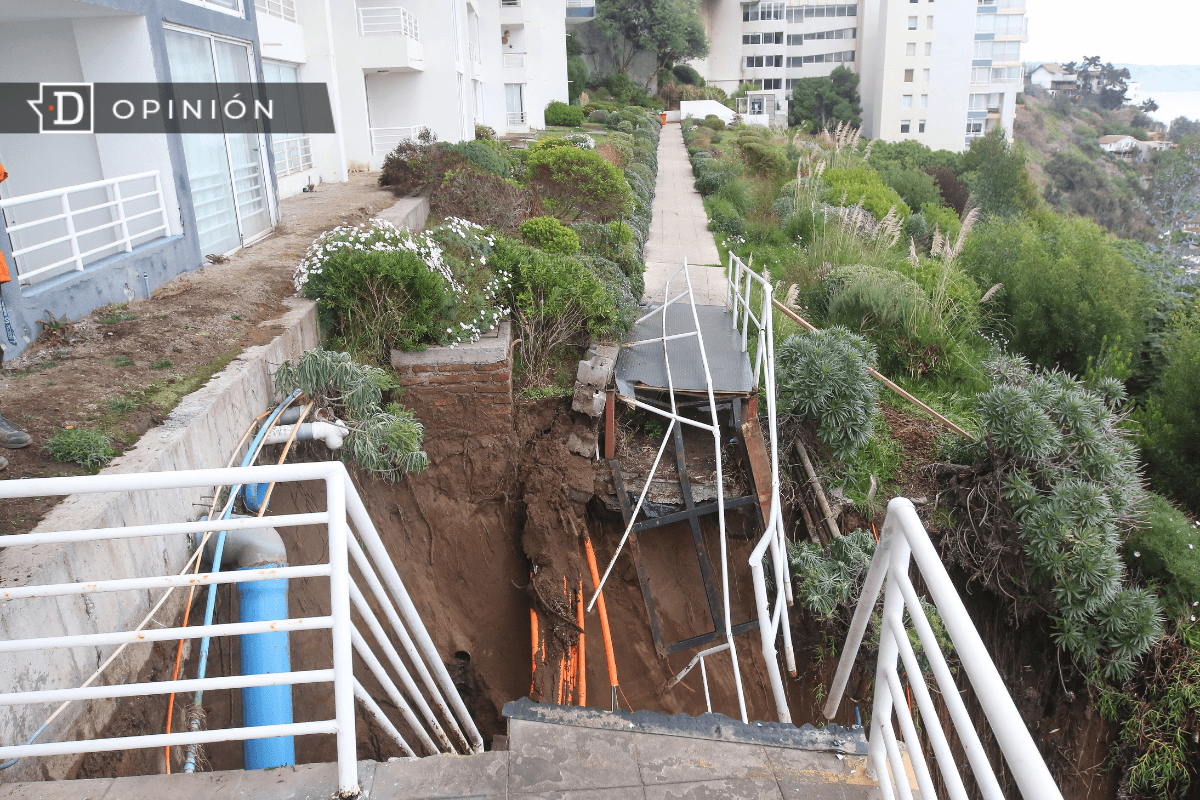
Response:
[[1117, 65, 1200, 92]]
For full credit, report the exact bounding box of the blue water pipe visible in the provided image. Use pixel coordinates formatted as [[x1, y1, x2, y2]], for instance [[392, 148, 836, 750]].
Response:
[[183, 389, 301, 773]]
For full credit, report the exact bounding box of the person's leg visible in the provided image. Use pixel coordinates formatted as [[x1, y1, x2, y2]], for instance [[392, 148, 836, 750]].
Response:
[[0, 406, 31, 449]]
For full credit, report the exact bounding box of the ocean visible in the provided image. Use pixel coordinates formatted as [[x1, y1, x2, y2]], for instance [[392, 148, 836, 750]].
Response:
[[1147, 92, 1200, 126]]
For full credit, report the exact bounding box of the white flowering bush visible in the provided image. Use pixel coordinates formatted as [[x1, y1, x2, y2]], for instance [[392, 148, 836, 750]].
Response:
[[563, 132, 596, 150], [293, 218, 511, 357]]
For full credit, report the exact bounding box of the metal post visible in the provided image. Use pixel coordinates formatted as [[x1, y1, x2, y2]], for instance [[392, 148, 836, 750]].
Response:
[[326, 474, 359, 796], [112, 181, 132, 253], [154, 171, 171, 238], [61, 192, 82, 272]]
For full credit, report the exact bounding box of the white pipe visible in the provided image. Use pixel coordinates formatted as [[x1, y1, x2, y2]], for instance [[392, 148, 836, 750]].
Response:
[[0, 461, 344, 499], [0, 512, 328, 549], [343, 476, 485, 754], [349, 579, 457, 753], [884, 667, 938, 800], [0, 616, 331, 654], [667, 643, 729, 687], [0, 720, 338, 760], [878, 710, 916, 800], [353, 680, 414, 758], [0, 670, 334, 707], [615, 398, 718, 433], [0, 564, 331, 601], [326, 474, 359, 796], [263, 421, 350, 450]]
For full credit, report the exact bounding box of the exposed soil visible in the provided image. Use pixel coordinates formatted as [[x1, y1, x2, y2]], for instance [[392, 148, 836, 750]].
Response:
[[0, 175, 396, 538]]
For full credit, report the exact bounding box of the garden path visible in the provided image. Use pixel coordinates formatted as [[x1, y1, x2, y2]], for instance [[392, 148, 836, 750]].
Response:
[[642, 124, 725, 305]]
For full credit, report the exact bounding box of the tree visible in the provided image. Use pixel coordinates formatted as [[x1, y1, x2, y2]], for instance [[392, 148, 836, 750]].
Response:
[[595, 0, 709, 81], [1169, 116, 1200, 141], [1139, 98, 1159, 114], [1062, 60, 1078, 75], [788, 66, 862, 132], [961, 127, 1037, 218], [1097, 63, 1131, 110]]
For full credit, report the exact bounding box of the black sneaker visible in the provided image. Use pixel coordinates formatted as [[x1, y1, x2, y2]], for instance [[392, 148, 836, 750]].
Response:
[[0, 413, 31, 449]]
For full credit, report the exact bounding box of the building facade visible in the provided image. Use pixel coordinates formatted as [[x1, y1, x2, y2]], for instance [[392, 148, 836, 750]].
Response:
[[690, 0, 1025, 151], [0, 0, 572, 360]]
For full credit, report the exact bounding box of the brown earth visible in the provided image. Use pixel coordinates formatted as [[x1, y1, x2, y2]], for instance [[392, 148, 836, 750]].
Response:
[[0, 175, 396, 538]]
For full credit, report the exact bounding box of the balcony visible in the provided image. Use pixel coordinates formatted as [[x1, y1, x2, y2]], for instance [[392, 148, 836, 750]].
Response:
[[507, 111, 528, 128], [1, 172, 170, 286], [468, 41, 480, 64], [355, 4, 424, 72], [566, 0, 596, 22], [254, 0, 296, 22], [503, 52, 526, 69], [370, 126, 427, 156]]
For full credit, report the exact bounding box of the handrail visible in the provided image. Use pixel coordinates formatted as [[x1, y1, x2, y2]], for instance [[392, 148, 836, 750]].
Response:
[[730, 252, 795, 725], [0, 460, 481, 795], [0, 170, 170, 285], [356, 4, 419, 39], [824, 497, 1063, 800], [370, 125, 427, 156], [254, 0, 296, 22], [503, 53, 527, 68]]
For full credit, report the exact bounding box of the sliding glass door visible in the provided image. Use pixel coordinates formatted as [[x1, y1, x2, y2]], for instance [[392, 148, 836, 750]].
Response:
[[165, 27, 274, 257]]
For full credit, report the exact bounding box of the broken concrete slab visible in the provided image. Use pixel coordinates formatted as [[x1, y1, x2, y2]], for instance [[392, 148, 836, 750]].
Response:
[[372, 752, 507, 799], [507, 718, 642, 794], [571, 344, 618, 417], [374, 196, 430, 232]]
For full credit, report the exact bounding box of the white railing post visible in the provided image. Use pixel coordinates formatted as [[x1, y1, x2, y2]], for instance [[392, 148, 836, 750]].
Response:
[[60, 193, 83, 272], [154, 172, 171, 241], [325, 472, 359, 796], [112, 181, 132, 253]]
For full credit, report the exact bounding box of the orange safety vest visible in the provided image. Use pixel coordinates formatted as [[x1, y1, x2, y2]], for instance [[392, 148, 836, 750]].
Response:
[[0, 162, 9, 284]]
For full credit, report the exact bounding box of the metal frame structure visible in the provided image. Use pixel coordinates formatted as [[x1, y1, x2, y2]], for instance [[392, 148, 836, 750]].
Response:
[[0, 461, 482, 797], [590, 260, 751, 723], [825, 497, 1063, 800]]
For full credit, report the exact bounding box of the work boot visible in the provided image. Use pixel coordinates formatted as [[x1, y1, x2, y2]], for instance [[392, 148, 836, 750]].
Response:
[[0, 412, 31, 449]]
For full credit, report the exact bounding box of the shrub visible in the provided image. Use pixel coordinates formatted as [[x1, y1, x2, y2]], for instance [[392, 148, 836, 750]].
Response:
[[927, 165, 970, 216], [919, 201, 961, 243], [474, 123, 496, 140], [604, 73, 637, 103], [704, 196, 745, 238], [588, 109, 609, 123], [45, 426, 117, 469], [1124, 494, 1200, 618], [702, 114, 725, 131], [561, 132, 596, 150], [453, 140, 509, 177], [615, 120, 635, 134], [294, 219, 509, 358], [571, 221, 644, 297], [775, 327, 880, 461], [545, 101, 585, 127], [788, 529, 876, 618], [881, 168, 943, 213], [521, 216, 581, 255], [1138, 313, 1200, 513], [272, 348, 428, 480], [379, 128, 454, 195], [959, 212, 1150, 374], [431, 164, 531, 229], [672, 64, 704, 86], [526, 145, 633, 220], [822, 166, 912, 220]]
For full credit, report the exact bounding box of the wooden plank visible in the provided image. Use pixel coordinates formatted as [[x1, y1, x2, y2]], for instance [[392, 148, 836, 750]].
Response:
[[740, 416, 775, 527]]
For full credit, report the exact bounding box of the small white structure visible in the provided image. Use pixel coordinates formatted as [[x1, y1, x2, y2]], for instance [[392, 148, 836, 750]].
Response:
[[1098, 134, 1138, 155], [1029, 63, 1076, 92], [680, 99, 738, 126]]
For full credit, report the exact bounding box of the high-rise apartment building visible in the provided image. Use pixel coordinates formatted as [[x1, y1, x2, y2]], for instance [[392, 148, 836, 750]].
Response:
[[691, 0, 1025, 151]]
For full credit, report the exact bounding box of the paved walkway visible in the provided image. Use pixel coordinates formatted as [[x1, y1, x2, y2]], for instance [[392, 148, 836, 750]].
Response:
[[643, 124, 726, 305]]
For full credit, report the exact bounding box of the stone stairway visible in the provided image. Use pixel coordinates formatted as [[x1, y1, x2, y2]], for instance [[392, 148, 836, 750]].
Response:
[[1, 701, 884, 799]]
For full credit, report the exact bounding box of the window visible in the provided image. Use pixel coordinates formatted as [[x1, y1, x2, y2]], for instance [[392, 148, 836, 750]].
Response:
[[744, 55, 783, 68], [907, 15, 917, 29], [763, 78, 782, 89], [981, 14, 1023, 35], [794, 51, 856, 65], [966, 120, 984, 135], [975, 13, 994, 32], [746, 55, 761, 68], [971, 66, 990, 84], [263, 60, 312, 178], [904, 68, 914, 82], [796, 27, 857, 42], [787, 56, 803, 68], [786, 78, 799, 89], [920, 93, 928, 107], [745, 31, 784, 44], [926, 15, 934, 28], [919, 121, 926, 132], [787, 34, 803, 46], [922, 68, 930, 81], [924, 42, 932, 55], [743, 2, 784, 20], [974, 40, 1021, 60], [992, 66, 1022, 82], [901, 120, 911, 133], [786, 3, 858, 21], [906, 42, 916, 56], [902, 94, 912, 108], [182, 0, 243, 15], [968, 92, 988, 110], [743, 33, 761, 44]]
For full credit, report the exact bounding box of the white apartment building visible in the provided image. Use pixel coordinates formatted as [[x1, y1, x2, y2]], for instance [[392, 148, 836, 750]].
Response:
[[254, 0, 572, 199], [691, 0, 1024, 151]]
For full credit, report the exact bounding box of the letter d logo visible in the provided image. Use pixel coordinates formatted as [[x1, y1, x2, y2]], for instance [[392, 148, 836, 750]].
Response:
[[28, 83, 94, 133]]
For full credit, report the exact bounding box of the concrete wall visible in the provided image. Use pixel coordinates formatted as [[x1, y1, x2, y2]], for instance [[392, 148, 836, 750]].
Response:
[[571, 19, 658, 94], [0, 299, 318, 784]]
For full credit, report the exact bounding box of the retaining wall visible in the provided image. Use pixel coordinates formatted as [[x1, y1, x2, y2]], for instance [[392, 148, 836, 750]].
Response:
[[389, 321, 513, 438]]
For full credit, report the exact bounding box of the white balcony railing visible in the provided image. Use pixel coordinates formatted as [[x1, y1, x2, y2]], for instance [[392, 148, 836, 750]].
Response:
[[0, 171, 171, 286], [500, 0, 521, 6], [357, 5, 419, 39], [825, 498, 1063, 800], [255, 0, 297, 22], [503, 52, 526, 68], [0, 461, 484, 795], [370, 125, 427, 155], [506, 110, 527, 127], [273, 135, 314, 178], [468, 41, 480, 63]]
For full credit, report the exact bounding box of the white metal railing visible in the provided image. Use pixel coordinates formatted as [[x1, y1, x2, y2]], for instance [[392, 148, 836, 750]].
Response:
[[273, 134, 314, 177], [255, 0, 296, 22], [825, 498, 1063, 800], [0, 461, 483, 796], [730, 252, 794, 725], [566, 0, 595, 6], [506, 110, 527, 126], [357, 5, 419, 39], [370, 125, 426, 155], [468, 41, 480, 63], [0, 171, 170, 286], [501, 0, 521, 6], [503, 52, 526, 68]]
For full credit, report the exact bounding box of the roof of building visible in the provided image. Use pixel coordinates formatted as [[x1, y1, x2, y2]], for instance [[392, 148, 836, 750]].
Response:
[[1034, 63, 1065, 74], [1099, 134, 1137, 144]]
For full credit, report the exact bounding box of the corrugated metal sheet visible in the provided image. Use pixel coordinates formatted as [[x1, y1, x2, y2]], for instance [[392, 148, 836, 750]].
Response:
[[615, 303, 753, 398]]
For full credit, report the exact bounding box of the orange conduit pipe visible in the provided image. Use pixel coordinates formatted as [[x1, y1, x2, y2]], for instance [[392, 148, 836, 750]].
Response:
[[583, 534, 619, 698], [529, 604, 539, 697], [576, 580, 586, 707]]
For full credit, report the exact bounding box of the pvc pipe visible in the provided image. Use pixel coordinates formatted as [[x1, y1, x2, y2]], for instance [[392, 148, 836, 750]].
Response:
[[0, 512, 328, 550], [0, 616, 330, 654], [352, 681, 414, 758], [326, 474, 360, 795], [237, 565, 294, 769], [262, 421, 349, 450], [0, 670, 333, 707], [349, 628, 437, 755], [0, 563, 329, 601]]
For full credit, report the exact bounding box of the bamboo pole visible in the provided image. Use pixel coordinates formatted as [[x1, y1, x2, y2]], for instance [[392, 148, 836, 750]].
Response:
[[794, 439, 841, 540], [771, 299, 975, 441]]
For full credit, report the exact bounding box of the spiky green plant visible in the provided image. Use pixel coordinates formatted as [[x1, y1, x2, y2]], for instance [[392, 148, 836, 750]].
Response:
[[273, 348, 428, 480], [776, 327, 880, 461], [788, 528, 877, 618]]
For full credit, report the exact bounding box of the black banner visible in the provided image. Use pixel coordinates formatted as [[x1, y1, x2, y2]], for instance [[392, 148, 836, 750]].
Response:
[[0, 82, 336, 135]]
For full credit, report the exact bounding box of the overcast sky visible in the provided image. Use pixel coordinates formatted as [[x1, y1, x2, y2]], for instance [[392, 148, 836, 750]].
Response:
[[1024, 0, 1200, 66]]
